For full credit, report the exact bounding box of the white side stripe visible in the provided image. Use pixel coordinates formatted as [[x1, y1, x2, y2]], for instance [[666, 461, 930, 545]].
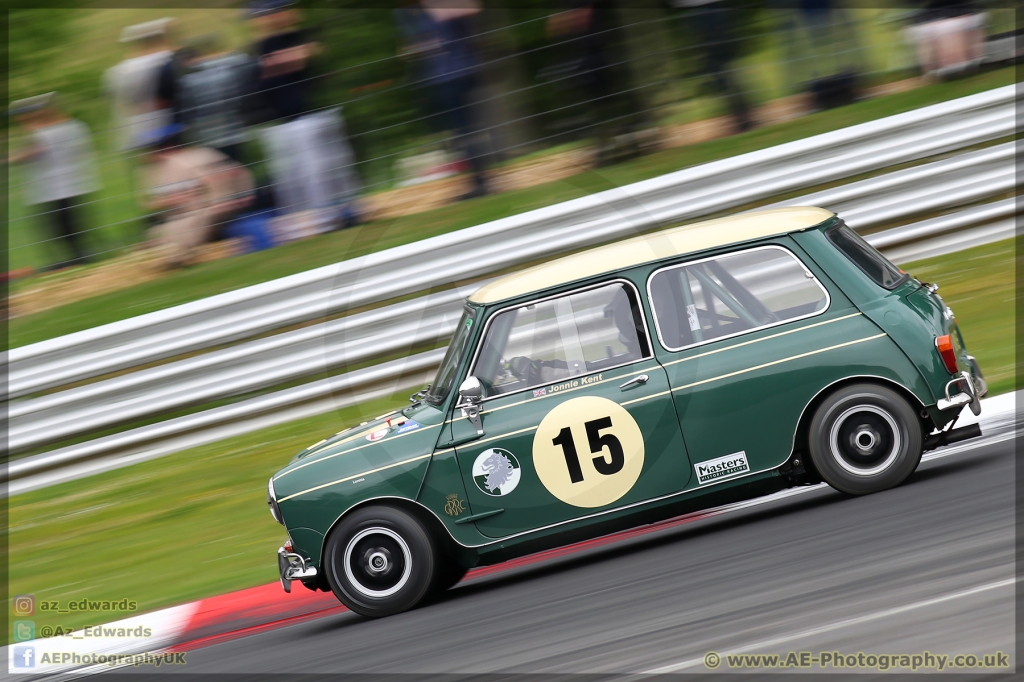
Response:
[[672, 334, 888, 393]]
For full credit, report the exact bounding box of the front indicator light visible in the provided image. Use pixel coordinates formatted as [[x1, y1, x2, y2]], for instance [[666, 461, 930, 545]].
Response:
[[935, 335, 958, 374]]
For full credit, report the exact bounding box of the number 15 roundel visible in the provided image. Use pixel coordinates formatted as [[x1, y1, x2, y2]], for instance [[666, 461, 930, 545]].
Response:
[[533, 396, 645, 508]]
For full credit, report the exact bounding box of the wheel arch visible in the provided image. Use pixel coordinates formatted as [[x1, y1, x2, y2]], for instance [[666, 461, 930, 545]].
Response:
[[317, 496, 470, 588], [790, 375, 928, 470]]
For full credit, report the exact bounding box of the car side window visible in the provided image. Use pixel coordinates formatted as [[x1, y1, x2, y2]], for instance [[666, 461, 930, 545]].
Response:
[[649, 246, 829, 351], [826, 223, 908, 290], [473, 282, 650, 397]]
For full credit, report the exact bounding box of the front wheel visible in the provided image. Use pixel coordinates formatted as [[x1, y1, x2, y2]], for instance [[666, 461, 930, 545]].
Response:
[[324, 505, 438, 617], [808, 384, 922, 495]]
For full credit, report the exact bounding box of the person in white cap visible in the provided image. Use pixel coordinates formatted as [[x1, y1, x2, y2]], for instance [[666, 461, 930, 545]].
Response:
[[9, 93, 100, 267], [102, 17, 176, 152]]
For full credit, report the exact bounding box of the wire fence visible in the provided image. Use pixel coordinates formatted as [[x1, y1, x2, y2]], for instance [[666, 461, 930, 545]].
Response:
[[6, 6, 971, 269], [9, 33, 886, 260], [10, 28, 877, 230]]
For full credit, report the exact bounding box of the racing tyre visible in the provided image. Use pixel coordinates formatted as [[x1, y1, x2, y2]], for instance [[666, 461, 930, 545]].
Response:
[[808, 384, 922, 495], [324, 505, 438, 617]]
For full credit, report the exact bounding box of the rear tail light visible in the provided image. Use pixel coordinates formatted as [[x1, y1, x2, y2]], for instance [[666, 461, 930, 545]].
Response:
[[935, 335, 958, 374]]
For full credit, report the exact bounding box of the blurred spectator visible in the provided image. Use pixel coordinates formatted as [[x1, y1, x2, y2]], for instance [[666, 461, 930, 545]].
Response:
[[176, 34, 259, 163], [250, 0, 316, 121], [546, 1, 653, 165], [794, 0, 861, 109], [155, 32, 196, 127], [905, 1, 986, 79], [136, 123, 254, 268], [248, 0, 361, 230], [396, 0, 490, 199], [9, 93, 100, 267], [103, 18, 176, 152], [672, 0, 753, 133]]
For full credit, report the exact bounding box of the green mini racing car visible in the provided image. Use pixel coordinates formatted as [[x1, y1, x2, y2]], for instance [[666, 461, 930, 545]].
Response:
[[269, 206, 985, 617]]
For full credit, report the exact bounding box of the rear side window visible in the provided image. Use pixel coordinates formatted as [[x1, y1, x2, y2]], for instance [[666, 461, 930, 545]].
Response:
[[648, 245, 829, 351], [827, 223, 907, 290], [472, 282, 650, 397]]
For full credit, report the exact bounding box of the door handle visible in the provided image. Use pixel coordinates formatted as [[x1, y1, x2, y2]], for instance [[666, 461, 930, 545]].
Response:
[[619, 374, 649, 390], [440, 432, 484, 449]]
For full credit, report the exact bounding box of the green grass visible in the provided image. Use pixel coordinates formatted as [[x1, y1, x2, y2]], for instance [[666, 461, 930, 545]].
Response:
[[7, 237, 1016, 642], [902, 238, 1017, 397], [9, 66, 1017, 349], [5, 392, 403, 644]]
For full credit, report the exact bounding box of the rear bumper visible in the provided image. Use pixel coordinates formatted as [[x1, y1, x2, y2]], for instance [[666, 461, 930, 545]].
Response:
[[936, 370, 981, 416], [966, 355, 988, 398], [278, 546, 317, 593]]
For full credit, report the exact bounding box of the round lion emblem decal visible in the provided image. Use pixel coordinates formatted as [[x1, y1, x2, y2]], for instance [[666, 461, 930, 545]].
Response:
[[472, 448, 522, 497]]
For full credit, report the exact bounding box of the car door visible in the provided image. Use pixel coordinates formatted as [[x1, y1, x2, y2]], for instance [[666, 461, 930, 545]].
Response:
[[450, 279, 693, 538], [647, 241, 878, 483]]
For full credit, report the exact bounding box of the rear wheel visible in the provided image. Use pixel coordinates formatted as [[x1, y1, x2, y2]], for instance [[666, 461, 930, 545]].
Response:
[[808, 384, 922, 495], [324, 505, 438, 617]]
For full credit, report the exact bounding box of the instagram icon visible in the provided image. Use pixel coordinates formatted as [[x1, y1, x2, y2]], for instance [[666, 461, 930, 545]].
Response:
[[13, 595, 34, 617]]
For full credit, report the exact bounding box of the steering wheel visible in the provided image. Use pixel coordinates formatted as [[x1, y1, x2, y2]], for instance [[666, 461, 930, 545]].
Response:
[[506, 356, 539, 383]]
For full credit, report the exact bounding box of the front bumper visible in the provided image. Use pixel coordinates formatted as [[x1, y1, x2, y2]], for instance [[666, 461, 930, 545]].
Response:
[[278, 546, 317, 593]]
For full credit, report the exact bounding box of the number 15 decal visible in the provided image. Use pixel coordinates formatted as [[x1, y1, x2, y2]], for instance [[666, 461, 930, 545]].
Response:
[[534, 396, 644, 508], [552, 416, 625, 483]]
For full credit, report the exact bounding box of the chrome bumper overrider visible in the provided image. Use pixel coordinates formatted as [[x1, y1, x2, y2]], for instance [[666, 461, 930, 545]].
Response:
[[967, 355, 988, 398], [936, 370, 981, 416], [278, 546, 317, 593]]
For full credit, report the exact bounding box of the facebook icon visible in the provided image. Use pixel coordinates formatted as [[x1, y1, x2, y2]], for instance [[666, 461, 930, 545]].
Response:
[[13, 646, 35, 668]]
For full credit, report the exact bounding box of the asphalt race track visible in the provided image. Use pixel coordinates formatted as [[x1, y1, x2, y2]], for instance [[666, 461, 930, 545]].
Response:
[[108, 429, 1016, 676]]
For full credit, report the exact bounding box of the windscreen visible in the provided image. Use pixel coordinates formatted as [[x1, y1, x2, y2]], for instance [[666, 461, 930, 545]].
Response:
[[426, 308, 476, 405]]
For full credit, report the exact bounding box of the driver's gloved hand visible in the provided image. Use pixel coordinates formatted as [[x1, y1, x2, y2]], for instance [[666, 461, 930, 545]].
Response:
[[506, 356, 533, 379]]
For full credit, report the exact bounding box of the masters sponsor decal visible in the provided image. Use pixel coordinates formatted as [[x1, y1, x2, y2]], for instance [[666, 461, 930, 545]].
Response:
[[695, 451, 750, 485]]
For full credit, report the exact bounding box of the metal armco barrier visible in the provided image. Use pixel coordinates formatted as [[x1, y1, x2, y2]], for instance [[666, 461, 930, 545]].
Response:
[[10, 86, 1014, 397], [5, 86, 1018, 483]]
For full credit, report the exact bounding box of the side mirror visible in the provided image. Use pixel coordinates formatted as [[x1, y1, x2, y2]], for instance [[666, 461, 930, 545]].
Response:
[[457, 376, 484, 434], [458, 376, 482, 403]]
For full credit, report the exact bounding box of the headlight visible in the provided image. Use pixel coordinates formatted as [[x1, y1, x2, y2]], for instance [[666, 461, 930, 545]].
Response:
[[268, 478, 284, 525]]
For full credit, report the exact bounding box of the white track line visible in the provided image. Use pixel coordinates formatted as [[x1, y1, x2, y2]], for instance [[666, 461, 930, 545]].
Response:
[[642, 577, 1017, 673]]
